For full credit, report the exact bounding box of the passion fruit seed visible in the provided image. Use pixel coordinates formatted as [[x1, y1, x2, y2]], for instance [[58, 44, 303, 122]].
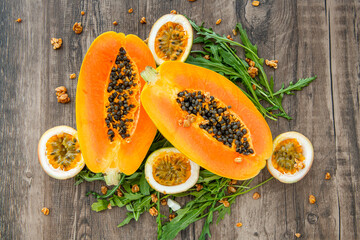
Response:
[[155, 22, 188, 61], [105, 47, 140, 142], [176, 90, 254, 155], [271, 138, 305, 174], [152, 152, 191, 186], [46, 133, 81, 171]]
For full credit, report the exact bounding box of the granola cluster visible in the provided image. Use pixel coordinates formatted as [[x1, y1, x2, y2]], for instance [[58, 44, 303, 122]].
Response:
[[246, 58, 258, 78], [41, 207, 50, 215], [55, 86, 70, 104], [73, 22, 83, 34], [140, 17, 147, 24], [265, 59, 279, 69], [51, 38, 62, 50]]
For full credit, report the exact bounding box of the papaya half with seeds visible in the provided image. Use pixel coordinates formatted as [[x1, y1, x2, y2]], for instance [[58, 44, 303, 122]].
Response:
[[140, 62, 272, 180], [76, 32, 157, 184]]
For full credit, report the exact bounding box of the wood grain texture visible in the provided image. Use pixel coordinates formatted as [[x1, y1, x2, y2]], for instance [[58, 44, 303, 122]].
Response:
[[328, 1, 360, 239], [0, 0, 359, 239]]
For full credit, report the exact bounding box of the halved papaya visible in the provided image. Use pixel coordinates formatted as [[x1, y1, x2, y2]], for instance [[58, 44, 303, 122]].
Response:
[[140, 62, 272, 180], [76, 32, 157, 184]]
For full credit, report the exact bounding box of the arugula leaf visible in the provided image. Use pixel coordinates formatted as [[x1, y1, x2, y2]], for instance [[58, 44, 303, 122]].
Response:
[[188, 19, 260, 59], [133, 195, 152, 211], [170, 202, 198, 224], [197, 170, 222, 183], [235, 23, 273, 97], [139, 172, 150, 195], [199, 190, 223, 240], [156, 192, 163, 239], [123, 193, 145, 201], [110, 196, 128, 208], [125, 172, 142, 180], [75, 169, 104, 185], [134, 210, 141, 221], [149, 138, 168, 152], [209, 44, 223, 62], [126, 203, 134, 212], [122, 182, 132, 193], [189, 190, 209, 198], [160, 202, 212, 240], [274, 76, 317, 96], [218, 48, 243, 73], [199, 209, 213, 240], [187, 56, 237, 76], [235, 23, 260, 62], [91, 199, 109, 212], [118, 212, 135, 227], [193, 36, 206, 44], [216, 205, 231, 224], [270, 76, 275, 92], [197, 175, 222, 184], [162, 141, 173, 148], [216, 198, 234, 224]]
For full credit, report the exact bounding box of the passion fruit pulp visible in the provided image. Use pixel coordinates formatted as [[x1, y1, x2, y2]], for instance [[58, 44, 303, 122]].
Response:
[[267, 132, 314, 183], [148, 14, 193, 65], [152, 152, 192, 186], [271, 138, 305, 174], [145, 147, 199, 194], [38, 126, 85, 179], [46, 132, 82, 171]]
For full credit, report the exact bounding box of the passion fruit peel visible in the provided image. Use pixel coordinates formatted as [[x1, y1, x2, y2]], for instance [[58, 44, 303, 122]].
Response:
[[145, 147, 199, 194], [267, 131, 314, 183], [38, 125, 85, 180], [148, 14, 193, 65]]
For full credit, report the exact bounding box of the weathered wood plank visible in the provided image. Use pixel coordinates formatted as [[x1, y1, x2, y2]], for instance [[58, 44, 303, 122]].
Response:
[[328, 1, 360, 239], [223, 1, 339, 239], [0, 0, 359, 239], [0, 1, 47, 240]]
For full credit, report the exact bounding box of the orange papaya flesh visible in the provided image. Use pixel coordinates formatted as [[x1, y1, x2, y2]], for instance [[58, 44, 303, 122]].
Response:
[[76, 32, 157, 176], [140, 62, 273, 180]]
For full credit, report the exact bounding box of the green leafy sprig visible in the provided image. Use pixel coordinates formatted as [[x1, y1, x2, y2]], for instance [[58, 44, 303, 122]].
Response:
[[186, 19, 317, 120], [75, 133, 273, 240]]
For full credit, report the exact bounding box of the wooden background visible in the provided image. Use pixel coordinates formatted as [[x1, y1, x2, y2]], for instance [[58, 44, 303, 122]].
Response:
[[1, 0, 359, 239]]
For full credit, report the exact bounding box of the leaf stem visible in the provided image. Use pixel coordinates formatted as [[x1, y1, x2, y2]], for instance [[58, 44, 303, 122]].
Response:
[[228, 177, 273, 200], [156, 191, 162, 239], [98, 174, 125, 199], [81, 175, 104, 182]]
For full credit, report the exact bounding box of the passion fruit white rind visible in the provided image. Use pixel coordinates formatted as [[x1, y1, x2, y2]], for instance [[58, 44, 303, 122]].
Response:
[[38, 126, 85, 180], [267, 131, 314, 184], [145, 147, 200, 194], [167, 198, 181, 211], [148, 14, 193, 65]]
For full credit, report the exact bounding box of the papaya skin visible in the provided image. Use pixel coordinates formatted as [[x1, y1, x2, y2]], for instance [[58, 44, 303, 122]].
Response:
[[141, 62, 273, 180], [76, 32, 157, 176]]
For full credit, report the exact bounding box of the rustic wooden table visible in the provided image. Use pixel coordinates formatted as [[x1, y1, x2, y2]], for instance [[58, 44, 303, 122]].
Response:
[[1, 0, 359, 239]]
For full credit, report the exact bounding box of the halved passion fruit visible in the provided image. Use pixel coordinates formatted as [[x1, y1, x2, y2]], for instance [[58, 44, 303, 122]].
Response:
[[148, 14, 193, 65], [145, 147, 200, 194], [267, 131, 314, 183], [38, 126, 85, 179]]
